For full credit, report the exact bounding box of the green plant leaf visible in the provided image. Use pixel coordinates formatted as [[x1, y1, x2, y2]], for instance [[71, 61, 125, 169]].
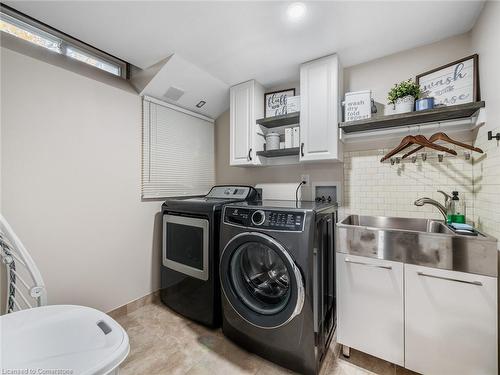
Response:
[[387, 78, 421, 104]]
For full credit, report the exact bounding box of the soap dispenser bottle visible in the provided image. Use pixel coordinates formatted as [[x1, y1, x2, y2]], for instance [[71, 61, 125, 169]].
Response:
[[448, 191, 466, 224]]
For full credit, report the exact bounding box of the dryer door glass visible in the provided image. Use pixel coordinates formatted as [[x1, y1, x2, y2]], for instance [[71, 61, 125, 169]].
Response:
[[230, 242, 290, 315], [163, 214, 209, 281]]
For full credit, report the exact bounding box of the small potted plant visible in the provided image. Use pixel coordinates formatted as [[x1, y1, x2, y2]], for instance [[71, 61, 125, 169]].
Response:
[[387, 79, 422, 114]]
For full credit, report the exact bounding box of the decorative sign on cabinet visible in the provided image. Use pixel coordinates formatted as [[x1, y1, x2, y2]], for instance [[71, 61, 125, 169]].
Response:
[[264, 88, 295, 117]]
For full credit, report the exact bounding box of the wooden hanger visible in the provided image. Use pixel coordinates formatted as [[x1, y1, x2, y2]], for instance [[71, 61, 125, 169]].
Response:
[[402, 132, 483, 159], [381, 135, 456, 162]]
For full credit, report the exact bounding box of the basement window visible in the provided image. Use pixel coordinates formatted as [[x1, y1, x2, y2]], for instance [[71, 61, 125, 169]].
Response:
[[65, 46, 121, 76], [0, 7, 127, 78]]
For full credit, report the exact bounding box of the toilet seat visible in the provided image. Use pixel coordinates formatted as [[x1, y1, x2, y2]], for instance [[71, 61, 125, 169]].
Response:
[[0, 305, 130, 375]]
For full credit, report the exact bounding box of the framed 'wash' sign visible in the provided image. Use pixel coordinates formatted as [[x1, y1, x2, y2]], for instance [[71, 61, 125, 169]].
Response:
[[416, 54, 479, 106]]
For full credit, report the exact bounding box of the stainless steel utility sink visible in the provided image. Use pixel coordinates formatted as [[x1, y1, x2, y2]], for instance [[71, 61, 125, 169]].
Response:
[[341, 215, 454, 234], [337, 215, 498, 277]]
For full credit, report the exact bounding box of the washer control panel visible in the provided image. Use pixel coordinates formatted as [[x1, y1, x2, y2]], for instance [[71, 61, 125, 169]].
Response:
[[224, 207, 304, 231]]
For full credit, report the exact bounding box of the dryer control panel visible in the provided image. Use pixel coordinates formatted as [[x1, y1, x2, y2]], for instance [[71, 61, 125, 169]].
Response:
[[206, 186, 252, 199], [224, 207, 304, 231]]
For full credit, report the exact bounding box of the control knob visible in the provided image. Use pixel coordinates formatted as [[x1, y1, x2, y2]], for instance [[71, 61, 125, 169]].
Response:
[[251, 210, 266, 226]]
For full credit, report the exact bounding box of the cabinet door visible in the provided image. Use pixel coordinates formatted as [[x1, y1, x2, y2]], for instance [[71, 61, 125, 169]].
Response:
[[300, 54, 342, 162], [230, 81, 253, 166], [336, 253, 404, 365], [405, 264, 497, 375], [229, 80, 263, 166]]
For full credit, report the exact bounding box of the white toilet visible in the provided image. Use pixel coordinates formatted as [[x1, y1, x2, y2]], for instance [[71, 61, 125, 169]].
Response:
[[0, 214, 130, 374], [0, 305, 129, 374]]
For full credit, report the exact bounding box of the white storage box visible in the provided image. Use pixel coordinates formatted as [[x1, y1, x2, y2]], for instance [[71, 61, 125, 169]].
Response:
[[344, 90, 372, 122], [287, 96, 300, 114], [292, 127, 300, 147], [285, 128, 293, 148]]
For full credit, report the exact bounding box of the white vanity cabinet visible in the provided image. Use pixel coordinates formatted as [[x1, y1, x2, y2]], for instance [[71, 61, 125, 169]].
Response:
[[229, 80, 264, 166], [336, 253, 404, 366], [405, 264, 498, 375], [299, 54, 343, 162]]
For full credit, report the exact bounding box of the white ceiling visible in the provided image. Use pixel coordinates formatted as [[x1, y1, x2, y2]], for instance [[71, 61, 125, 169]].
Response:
[[6, 1, 484, 88]]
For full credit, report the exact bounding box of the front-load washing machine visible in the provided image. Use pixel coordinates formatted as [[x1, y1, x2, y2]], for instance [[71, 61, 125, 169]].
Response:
[[219, 200, 337, 375]]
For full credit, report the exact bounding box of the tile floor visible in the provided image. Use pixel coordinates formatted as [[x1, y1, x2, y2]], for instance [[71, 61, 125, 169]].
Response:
[[116, 300, 417, 375]]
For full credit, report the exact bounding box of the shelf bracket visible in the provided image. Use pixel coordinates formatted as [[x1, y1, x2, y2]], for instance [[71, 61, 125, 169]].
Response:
[[472, 107, 487, 130]]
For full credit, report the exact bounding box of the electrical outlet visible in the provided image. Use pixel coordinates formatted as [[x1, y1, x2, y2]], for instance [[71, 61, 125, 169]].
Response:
[[300, 174, 310, 186]]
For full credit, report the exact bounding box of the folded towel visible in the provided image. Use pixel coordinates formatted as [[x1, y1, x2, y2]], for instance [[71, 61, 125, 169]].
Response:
[[449, 223, 478, 236], [449, 223, 474, 231]]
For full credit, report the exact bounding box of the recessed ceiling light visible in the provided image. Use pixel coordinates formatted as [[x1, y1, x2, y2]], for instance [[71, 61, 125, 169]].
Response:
[[196, 100, 206, 108], [287, 2, 306, 22]]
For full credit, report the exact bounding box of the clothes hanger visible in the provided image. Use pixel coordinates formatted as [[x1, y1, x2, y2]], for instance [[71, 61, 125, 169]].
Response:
[[381, 134, 456, 162], [380, 135, 414, 162], [402, 132, 483, 159]]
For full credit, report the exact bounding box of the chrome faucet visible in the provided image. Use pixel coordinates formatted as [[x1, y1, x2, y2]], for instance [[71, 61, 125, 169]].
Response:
[[437, 190, 452, 206], [414, 191, 450, 221]]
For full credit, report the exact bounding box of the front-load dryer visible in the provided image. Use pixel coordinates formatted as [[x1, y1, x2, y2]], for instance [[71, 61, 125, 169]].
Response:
[[160, 185, 258, 328], [219, 200, 337, 375]]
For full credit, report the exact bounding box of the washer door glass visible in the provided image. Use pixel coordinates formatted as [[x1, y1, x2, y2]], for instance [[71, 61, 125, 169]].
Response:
[[230, 242, 290, 315], [220, 232, 304, 329]]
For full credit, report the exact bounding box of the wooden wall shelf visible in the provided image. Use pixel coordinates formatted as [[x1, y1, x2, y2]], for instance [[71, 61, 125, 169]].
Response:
[[256, 147, 299, 158], [339, 101, 485, 134], [256, 112, 300, 129]]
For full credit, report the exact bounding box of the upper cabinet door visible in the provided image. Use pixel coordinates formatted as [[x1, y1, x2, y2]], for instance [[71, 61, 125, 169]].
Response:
[[229, 80, 264, 166], [300, 54, 342, 162]]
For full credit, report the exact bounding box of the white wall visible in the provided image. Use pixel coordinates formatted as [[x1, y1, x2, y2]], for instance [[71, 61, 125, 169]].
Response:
[[471, 1, 500, 241], [1, 46, 162, 313], [344, 33, 472, 104]]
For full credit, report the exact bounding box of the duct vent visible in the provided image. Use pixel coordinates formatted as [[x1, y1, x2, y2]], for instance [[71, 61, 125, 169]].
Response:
[[164, 86, 185, 101]]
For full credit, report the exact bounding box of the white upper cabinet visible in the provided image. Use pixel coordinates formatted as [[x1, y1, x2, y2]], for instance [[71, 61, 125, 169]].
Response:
[[300, 54, 343, 162], [229, 80, 264, 166]]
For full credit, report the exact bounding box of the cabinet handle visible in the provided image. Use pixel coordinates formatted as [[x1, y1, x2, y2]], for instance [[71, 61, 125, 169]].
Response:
[[417, 272, 482, 286], [344, 257, 392, 270], [247, 148, 252, 161], [300, 142, 304, 157]]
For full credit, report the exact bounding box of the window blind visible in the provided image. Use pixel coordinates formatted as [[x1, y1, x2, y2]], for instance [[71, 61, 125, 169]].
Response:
[[142, 97, 215, 198]]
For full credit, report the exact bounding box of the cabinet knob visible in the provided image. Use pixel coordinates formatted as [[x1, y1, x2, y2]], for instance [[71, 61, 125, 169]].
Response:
[[247, 148, 253, 161]]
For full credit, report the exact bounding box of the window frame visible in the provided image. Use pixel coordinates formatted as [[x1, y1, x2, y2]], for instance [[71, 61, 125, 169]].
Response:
[[0, 5, 128, 79]]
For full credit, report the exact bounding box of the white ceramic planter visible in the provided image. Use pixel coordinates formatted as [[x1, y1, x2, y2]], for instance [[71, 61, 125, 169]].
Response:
[[394, 95, 415, 114], [384, 104, 397, 116]]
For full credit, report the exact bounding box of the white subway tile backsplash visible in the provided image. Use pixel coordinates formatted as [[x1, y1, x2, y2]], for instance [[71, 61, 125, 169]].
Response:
[[343, 145, 475, 222], [473, 125, 500, 240]]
